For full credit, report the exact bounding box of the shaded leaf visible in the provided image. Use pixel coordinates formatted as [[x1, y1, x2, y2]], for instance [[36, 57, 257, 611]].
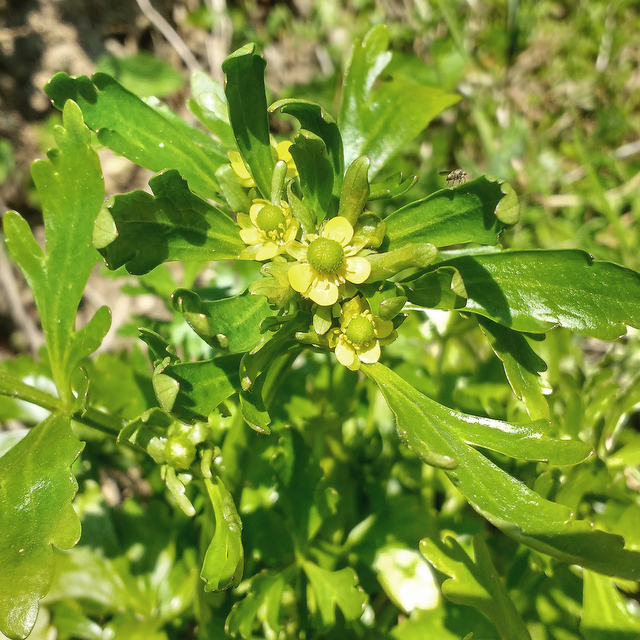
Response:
[[225, 569, 291, 638], [384, 176, 513, 251], [0, 414, 83, 640], [97, 169, 243, 275], [477, 317, 551, 421], [302, 561, 367, 629], [439, 250, 640, 340], [45, 72, 224, 199]]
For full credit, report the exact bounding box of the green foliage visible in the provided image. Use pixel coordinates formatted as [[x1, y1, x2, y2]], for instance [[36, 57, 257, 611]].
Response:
[[2, 21, 640, 640]]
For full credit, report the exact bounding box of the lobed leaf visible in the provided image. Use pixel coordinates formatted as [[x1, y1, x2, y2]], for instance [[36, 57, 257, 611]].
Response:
[[437, 250, 640, 340], [225, 569, 291, 638], [96, 169, 243, 275], [0, 414, 83, 640], [384, 176, 514, 251], [288, 130, 336, 224], [45, 72, 224, 199], [363, 362, 640, 580], [302, 562, 367, 629], [3, 100, 109, 405], [158, 355, 241, 417], [171, 288, 277, 354], [270, 98, 344, 205]]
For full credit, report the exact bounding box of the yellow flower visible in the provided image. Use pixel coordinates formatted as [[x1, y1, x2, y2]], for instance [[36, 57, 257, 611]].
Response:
[[287, 217, 371, 306], [229, 140, 297, 188], [238, 199, 299, 261], [328, 297, 396, 370]]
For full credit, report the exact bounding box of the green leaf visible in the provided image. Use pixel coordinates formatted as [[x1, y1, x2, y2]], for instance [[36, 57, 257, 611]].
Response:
[[302, 561, 367, 629], [270, 98, 344, 203], [225, 569, 291, 638], [271, 429, 334, 548], [477, 317, 551, 421], [171, 289, 277, 353], [404, 265, 467, 308], [3, 101, 109, 405], [420, 535, 531, 640], [363, 362, 640, 580], [339, 25, 460, 177], [96, 169, 243, 275], [288, 130, 336, 223], [201, 474, 244, 591], [384, 176, 513, 251], [580, 570, 640, 640], [187, 71, 237, 149], [222, 44, 274, 199], [96, 52, 184, 98], [438, 250, 640, 340], [369, 171, 418, 201], [0, 413, 83, 640], [159, 355, 241, 417], [45, 72, 224, 199]]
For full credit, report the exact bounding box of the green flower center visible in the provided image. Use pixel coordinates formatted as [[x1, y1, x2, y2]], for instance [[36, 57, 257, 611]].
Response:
[[256, 204, 286, 233], [345, 316, 375, 346], [307, 238, 344, 274]]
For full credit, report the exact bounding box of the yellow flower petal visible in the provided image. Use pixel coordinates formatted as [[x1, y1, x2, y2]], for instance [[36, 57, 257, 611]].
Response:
[[335, 341, 359, 369], [284, 222, 300, 243], [276, 140, 293, 163], [229, 150, 255, 187], [345, 256, 371, 284], [323, 217, 354, 246], [309, 279, 339, 306], [358, 341, 381, 364], [288, 263, 314, 293], [256, 242, 279, 261], [240, 228, 262, 245], [236, 212, 252, 229]]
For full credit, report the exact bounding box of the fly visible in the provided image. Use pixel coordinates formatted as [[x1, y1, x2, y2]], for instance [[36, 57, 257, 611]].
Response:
[[439, 169, 467, 187]]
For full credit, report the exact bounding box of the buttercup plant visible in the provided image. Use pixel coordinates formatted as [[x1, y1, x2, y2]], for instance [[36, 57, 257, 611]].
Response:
[[2, 24, 640, 640]]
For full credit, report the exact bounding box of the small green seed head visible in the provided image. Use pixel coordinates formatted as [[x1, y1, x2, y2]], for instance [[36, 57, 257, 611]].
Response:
[[345, 315, 375, 346], [307, 238, 344, 273], [256, 204, 286, 233]]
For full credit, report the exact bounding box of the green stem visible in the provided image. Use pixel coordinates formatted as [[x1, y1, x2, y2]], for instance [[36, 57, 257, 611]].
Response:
[[0, 369, 62, 412], [0, 369, 123, 437]]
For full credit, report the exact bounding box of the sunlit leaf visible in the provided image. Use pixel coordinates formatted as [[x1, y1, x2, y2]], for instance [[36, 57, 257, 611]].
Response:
[[340, 25, 460, 176], [420, 535, 530, 640], [0, 414, 83, 640], [438, 250, 640, 339], [45, 72, 225, 199]]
